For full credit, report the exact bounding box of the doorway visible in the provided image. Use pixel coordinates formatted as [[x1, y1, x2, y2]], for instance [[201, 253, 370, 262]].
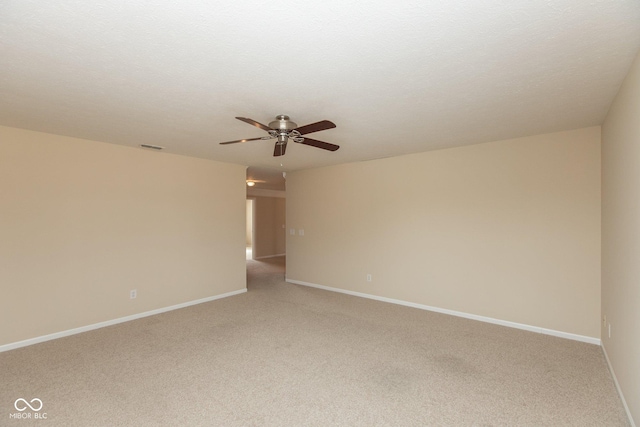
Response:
[[246, 199, 254, 260]]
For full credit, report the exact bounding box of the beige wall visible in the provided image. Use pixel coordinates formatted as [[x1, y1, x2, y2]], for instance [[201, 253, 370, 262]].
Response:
[[602, 49, 640, 424], [252, 196, 286, 259], [0, 126, 247, 346], [287, 127, 601, 338]]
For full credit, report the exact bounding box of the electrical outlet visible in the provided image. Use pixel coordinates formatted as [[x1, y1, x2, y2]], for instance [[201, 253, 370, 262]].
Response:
[[298, 229, 304, 236], [366, 274, 372, 282], [130, 289, 137, 299]]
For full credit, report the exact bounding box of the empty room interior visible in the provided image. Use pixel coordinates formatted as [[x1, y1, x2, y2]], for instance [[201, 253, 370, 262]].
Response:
[[1, 1, 640, 425]]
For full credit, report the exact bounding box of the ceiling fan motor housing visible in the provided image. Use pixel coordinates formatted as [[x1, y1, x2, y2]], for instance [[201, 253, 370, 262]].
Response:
[[269, 115, 297, 131], [270, 115, 298, 145]]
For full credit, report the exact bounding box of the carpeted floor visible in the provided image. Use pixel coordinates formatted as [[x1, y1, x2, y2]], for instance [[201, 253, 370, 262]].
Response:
[[0, 256, 630, 426]]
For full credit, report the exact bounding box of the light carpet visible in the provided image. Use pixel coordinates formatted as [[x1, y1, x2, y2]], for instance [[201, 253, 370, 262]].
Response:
[[0, 256, 630, 426]]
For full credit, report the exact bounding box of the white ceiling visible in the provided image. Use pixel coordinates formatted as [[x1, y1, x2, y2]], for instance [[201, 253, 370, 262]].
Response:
[[2, 1, 640, 188]]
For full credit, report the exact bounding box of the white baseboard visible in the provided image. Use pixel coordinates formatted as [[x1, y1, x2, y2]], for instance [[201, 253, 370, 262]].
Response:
[[0, 289, 247, 353], [602, 344, 636, 427], [254, 253, 285, 260], [285, 278, 600, 345]]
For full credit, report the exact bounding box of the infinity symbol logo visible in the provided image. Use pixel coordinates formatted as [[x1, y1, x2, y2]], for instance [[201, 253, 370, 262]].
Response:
[[14, 398, 43, 412]]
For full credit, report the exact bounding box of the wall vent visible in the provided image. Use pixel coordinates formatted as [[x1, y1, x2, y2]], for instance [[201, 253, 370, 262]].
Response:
[[140, 144, 164, 150]]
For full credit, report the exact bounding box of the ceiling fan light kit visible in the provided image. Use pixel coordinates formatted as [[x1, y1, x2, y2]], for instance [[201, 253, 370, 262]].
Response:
[[246, 179, 267, 187], [220, 115, 339, 157]]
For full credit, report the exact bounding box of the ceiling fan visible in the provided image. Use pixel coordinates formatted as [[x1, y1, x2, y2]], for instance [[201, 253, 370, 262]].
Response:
[[220, 115, 339, 157]]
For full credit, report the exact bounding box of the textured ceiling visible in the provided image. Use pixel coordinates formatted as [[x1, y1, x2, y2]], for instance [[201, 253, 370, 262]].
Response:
[[1, 1, 640, 188]]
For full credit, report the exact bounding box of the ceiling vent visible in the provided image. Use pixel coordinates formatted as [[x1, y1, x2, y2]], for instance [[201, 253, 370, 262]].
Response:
[[140, 144, 164, 151]]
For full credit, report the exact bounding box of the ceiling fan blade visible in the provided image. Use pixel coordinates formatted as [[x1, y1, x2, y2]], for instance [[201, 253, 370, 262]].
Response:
[[298, 137, 340, 151], [236, 117, 273, 132], [273, 142, 287, 157], [294, 120, 336, 135], [219, 137, 265, 145]]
